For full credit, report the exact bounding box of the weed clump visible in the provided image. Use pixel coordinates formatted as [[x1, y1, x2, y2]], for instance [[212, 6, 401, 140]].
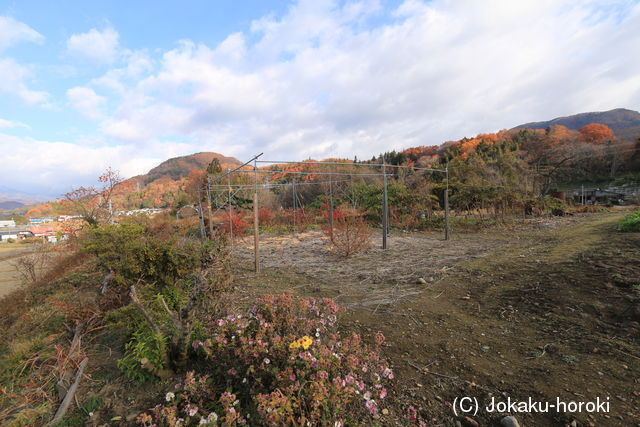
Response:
[[616, 210, 640, 232]]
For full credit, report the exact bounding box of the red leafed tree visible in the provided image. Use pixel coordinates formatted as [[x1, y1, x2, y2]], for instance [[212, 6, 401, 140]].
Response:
[[578, 123, 615, 144], [63, 167, 122, 226]]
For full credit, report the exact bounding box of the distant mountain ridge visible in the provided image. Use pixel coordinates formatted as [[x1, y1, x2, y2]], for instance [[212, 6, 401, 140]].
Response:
[[136, 152, 242, 186], [512, 108, 640, 141], [0, 201, 25, 210]]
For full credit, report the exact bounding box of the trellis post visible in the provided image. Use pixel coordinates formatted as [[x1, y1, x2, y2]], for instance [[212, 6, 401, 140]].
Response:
[[227, 170, 233, 249], [382, 161, 389, 250], [254, 159, 260, 273], [444, 166, 450, 241]]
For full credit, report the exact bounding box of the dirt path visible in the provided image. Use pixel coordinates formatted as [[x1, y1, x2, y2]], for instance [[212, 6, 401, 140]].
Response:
[[231, 213, 639, 426]]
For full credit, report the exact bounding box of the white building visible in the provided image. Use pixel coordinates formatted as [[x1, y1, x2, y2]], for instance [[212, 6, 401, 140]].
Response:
[[0, 220, 16, 228]]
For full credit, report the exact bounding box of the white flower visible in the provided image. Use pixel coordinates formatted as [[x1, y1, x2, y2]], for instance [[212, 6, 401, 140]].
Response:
[[88, 412, 94, 417], [165, 392, 175, 402], [208, 412, 219, 422], [264, 358, 271, 364], [199, 418, 208, 425]]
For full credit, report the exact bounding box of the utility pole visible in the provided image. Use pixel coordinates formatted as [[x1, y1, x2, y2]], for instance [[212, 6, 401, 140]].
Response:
[[444, 166, 450, 241]]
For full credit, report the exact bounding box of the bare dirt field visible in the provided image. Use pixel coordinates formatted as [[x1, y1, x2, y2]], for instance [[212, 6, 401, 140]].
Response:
[[231, 213, 639, 426], [0, 245, 52, 298], [0, 249, 28, 298]]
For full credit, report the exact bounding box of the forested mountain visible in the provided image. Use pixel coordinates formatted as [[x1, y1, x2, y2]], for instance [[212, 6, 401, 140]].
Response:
[[512, 108, 640, 141]]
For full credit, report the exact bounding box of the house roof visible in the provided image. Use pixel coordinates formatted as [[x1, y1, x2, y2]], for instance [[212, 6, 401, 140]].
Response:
[[29, 226, 56, 234], [0, 226, 31, 234]]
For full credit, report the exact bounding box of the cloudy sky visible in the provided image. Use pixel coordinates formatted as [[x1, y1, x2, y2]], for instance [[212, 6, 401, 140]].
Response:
[[1, 0, 639, 196]]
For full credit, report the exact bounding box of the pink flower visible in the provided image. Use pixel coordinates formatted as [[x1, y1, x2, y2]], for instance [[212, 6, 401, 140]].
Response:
[[383, 367, 394, 379], [379, 388, 387, 399], [318, 370, 329, 379], [365, 399, 378, 415], [374, 332, 385, 345], [345, 374, 355, 384], [228, 368, 238, 376], [407, 406, 417, 423]]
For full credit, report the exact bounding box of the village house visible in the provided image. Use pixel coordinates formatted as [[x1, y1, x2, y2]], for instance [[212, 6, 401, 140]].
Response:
[[29, 217, 55, 224], [0, 225, 32, 241], [0, 220, 17, 228], [29, 225, 58, 243]]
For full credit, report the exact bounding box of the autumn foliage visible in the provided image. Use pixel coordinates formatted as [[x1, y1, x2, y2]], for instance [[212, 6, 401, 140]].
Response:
[[578, 123, 615, 144]]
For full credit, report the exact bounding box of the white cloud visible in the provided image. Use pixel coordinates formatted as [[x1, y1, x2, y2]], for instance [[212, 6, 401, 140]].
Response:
[[0, 16, 48, 106], [0, 57, 49, 105], [66, 86, 106, 119], [92, 0, 639, 163], [0, 132, 190, 195], [0, 118, 28, 129], [67, 27, 120, 64], [0, 15, 43, 52]]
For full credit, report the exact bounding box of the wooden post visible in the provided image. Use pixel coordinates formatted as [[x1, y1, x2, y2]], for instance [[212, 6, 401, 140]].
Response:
[[227, 170, 233, 249], [198, 199, 206, 239], [382, 162, 388, 250], [254, 161, 260, 273], [292, 180, 297, 233], [206, 176, 214, 239], [444, 166, 450, 241], [328, 176, 334, 239]]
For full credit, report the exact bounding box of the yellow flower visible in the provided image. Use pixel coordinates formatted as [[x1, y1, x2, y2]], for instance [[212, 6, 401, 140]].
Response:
[[289, 336, 313, 350], [300, 336, 313, 350]]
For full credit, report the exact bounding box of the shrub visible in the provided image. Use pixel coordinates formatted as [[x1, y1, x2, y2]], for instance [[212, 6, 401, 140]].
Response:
[[324, 207, 372, 257], [257, 208, 274, 226], [220, 210, 250, 237], [137, 293, 393, 426], [617, 210, 640, 232]]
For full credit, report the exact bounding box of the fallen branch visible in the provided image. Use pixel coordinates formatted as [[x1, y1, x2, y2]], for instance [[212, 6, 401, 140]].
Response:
[[48, 357, 88, 426], [408, 360, 458, 379], [526, 343, 552, 360]]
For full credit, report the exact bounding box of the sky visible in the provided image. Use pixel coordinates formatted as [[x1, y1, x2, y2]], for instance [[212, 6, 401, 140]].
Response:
[[0, 0, 639, 196]]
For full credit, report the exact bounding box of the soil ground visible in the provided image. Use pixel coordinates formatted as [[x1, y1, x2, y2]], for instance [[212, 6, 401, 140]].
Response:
[[231, 212, 640, 426], [0, 245, 37, 298]]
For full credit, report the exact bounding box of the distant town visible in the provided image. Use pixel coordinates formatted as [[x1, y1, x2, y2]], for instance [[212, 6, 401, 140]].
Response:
[[0, 208, 165, 243]]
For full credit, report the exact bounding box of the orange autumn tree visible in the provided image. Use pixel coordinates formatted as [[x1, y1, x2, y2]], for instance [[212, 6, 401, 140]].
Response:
[[578, 123, 615, 144]]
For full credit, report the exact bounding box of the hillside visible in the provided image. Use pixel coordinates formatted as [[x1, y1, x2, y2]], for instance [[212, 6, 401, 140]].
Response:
[[0, 201, 24, 210], [135, 152, 241, 185], [26, 152, 242, 217], [512, 108, 640, 140]]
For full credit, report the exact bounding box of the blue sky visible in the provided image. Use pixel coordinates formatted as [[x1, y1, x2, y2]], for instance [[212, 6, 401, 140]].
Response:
[[0, 0, 639, 197]]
